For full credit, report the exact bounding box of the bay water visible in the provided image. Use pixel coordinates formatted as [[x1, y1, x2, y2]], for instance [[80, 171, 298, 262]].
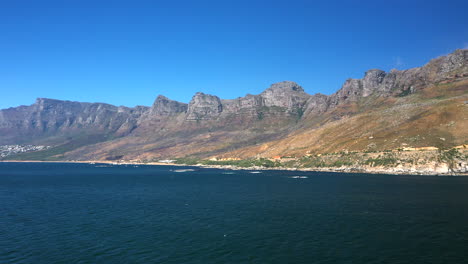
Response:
[[1, 162, 468, 263]]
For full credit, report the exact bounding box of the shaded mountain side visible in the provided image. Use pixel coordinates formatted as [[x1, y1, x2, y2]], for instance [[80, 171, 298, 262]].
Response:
[[0, 98, 149, 145], [1, 49, 467, 161]]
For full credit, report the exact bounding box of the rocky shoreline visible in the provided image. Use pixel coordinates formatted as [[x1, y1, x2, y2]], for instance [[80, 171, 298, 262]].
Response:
[[197, 164, 467, 176]]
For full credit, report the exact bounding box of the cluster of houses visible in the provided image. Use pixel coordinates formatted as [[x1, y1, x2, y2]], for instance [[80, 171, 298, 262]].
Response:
[[0, 145, 50, 158]]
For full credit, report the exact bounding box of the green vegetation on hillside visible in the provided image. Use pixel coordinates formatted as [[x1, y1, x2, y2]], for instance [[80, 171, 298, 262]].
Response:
[[170, 147, 467, 174], [174, 157, 281, 168]]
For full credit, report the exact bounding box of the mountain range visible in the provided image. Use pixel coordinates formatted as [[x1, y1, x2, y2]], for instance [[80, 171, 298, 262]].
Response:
[[1, 49, 467, 162]]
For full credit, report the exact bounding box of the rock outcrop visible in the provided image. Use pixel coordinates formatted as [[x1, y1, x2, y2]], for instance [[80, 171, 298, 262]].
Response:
[[149, 95, 187, 116], [304, 93, 329, 115], [186, 92, 223, 120], [0, 98, 148, 144], [326, 49, 468, 109], [362, 69, 386, 96], [221, 81, 311, 116], [221, 94, 263, 114], [260, 81, 310, 110]]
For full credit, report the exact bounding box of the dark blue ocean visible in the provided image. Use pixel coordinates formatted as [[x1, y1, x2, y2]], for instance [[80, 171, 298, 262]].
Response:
[[1, 162, 468, 264]]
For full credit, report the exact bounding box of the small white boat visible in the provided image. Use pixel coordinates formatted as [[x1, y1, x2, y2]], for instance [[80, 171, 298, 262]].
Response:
[[173, 169, 196, 172]]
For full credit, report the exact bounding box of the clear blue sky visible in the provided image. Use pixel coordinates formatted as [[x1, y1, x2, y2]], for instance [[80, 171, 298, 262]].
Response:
[[1, 0, 467, 109]]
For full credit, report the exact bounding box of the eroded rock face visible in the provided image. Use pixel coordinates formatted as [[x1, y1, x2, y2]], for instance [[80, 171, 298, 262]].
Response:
[[328, 78, 362, 107], [362, 69, 386, 96], [327, 49, 468, 108], [221, 81, 311, 116], [222, 94, 263, 114], [260, 81, 310, 109], [186, 92, 223, 120], [304, 93, 329, 115], [0, 98, 149, 144], [430, 49, 468, 79], [149, 95, 187, 116]]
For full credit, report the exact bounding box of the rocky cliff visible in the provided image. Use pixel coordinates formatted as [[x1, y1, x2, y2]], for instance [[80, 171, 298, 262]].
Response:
[[186, 92, 223, 120], [183, 81, 311, 120], [260, 81, 310, 110], [148, 95, 188, 116], [326, 49, 468, 109], [0, 98, 148, 145]]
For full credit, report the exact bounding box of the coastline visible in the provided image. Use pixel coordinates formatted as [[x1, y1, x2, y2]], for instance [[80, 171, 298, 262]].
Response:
[[198, 164, 468, 176], [1, 160, 467, 176], [0, 160, 186, 167]]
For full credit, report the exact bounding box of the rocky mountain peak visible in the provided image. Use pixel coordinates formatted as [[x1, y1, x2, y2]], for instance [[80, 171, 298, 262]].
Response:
[[266, 81, 304, 92], [362, 69, 386, 96], [149, 95, 187, 116], [261, 81, 310, 109], [363, 69, 386, 82], [186, 92, 223, 120], [426, 49, 468, 79], [327, 49, 468, 108], [35, 98, 62, 109]]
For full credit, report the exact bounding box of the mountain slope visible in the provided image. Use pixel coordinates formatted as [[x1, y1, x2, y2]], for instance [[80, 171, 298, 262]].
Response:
[[222, 80, 468, 159], [1, 49, 467, 161]]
